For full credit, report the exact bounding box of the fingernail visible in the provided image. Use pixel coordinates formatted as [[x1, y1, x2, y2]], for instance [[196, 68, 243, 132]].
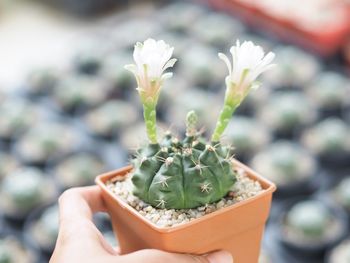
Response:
[[206, 250, 233, 263]]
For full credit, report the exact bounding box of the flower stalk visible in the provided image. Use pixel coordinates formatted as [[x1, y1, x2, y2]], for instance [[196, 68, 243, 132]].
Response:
[[142, 99, 158, 144], [125, 39, 176, 143], [211, 86, 239, 142], [211, 41, 275, 142], [186, 110, 198, 137]]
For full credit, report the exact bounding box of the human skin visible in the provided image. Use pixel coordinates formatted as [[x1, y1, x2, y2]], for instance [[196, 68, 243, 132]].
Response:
[[50, 186, 233, 263]]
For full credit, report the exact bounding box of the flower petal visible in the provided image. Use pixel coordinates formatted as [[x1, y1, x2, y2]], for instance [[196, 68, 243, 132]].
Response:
[[161, 72, 173, 80], [218, 53, 232, 77], [221, 40, 275, 102], [124, 64, 137, 74], [163, 58, 177, 71]]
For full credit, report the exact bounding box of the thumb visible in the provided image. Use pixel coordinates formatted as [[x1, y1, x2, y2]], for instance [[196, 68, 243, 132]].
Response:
[[54, 186, 116, 255], [121, 249, 233, 263]]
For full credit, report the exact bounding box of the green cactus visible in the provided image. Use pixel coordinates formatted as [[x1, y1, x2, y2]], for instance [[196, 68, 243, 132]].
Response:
[[126, 39, 275, 210], [131, 111, 236, 209]]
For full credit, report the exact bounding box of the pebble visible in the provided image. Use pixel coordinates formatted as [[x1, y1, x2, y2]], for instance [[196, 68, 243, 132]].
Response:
[[197, 206, 206, 211], [216, 200, 225, 209], [107, 168, 263, 228], [145, 206, 153, 212], [178, 214, 186, 220], [151, 214, 160, 222]]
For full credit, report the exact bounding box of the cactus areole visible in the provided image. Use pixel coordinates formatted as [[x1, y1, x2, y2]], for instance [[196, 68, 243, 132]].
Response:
[[125, 39, 275, 209]]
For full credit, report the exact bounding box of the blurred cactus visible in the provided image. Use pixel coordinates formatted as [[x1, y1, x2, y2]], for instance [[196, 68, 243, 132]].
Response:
[[335, 178, 350, 209], [2, 168, 43, 210], [286, 201, 330, 237], [35, 206, 60, 249]]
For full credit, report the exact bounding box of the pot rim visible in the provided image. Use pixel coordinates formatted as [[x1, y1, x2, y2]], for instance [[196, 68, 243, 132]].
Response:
[[95, 159, 276, 233]]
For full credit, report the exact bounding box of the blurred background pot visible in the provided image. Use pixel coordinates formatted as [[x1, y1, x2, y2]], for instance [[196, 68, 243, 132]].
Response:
[[321, 176, 350, 223], [221, 116, 272, 163], [257, 91, 318, 140], [250, 141, 319, 198], [12, 120, 89, 168], [262, 46, 320, 89], [0, 98, 40, 145], [0, 227, 41, 263], [0, 167, 58, 223], [276, 197, 348, 259], [96, 160, 276, 263], [306, 71, 350, 119], [23, 203, 59, 256], [49, 75, 111, 116], [301, 118, 350, 168], [82, 99, 139, 141], [24, 68, 60, 98], [51, 150, 107, 190]]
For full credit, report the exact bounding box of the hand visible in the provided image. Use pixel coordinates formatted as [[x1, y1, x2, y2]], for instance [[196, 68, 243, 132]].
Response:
[[50, 186, 233, 263]]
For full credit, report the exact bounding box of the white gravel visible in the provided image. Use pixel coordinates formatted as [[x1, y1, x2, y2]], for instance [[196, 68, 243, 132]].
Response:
[[106, 166, 264, 228]]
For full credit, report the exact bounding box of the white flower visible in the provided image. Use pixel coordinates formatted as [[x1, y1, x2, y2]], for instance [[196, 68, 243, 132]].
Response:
[[219, 40, 275, 101], [125, 39, 177, 103]]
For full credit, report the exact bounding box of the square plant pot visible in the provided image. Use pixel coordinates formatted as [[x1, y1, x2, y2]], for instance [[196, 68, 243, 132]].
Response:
[[96, 159, 276, 263]]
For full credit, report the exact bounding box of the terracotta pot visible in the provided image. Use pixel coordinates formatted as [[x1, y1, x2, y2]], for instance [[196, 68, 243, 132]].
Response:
[[96, 159, 276, 263]]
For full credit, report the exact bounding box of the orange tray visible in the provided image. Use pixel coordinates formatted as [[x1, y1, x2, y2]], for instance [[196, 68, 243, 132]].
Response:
[[208, 0, 350, 56]]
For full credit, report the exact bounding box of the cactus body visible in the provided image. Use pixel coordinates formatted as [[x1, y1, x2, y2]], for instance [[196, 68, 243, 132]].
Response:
[[126, 40, 275, 210], [131, 130, 236, 209]]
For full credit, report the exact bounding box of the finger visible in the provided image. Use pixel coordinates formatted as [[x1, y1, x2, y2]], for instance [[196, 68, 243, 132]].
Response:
[[59, 186, 107, 223], [205, 251, 233, 263], [52, 186, 119, 262], [120, 249, 233, 263], [56, 186, 110, 248], [114, 247, 121, 255]]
